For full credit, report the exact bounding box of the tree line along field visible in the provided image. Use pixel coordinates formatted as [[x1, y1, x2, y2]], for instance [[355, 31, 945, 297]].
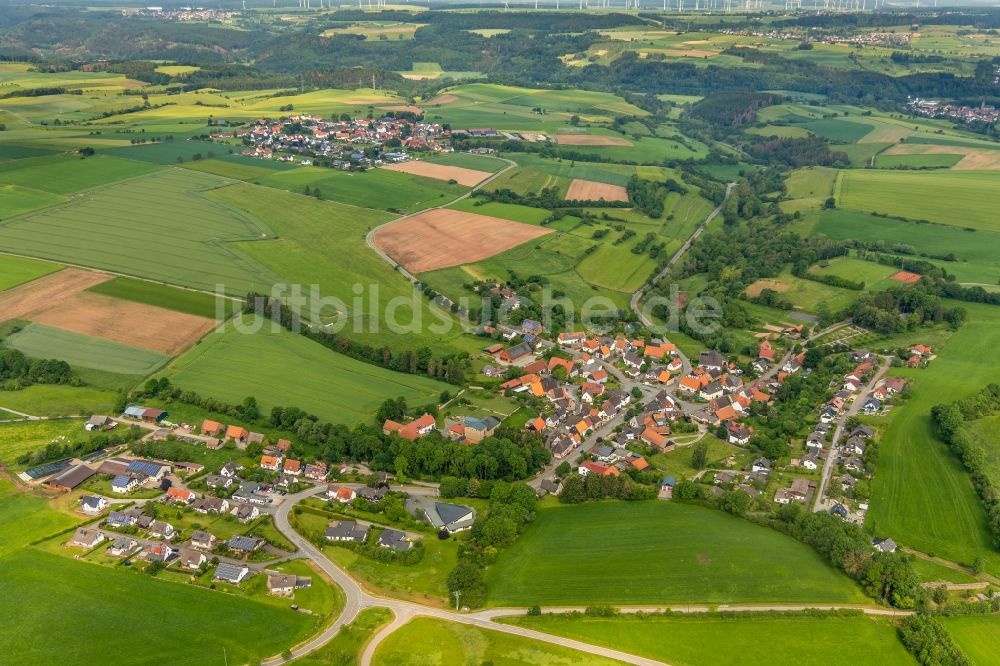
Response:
[[503, 613, 914, 666], [0, 168, 282, 294], [484, 501, 868, 606], [156, 315, 450, 425]]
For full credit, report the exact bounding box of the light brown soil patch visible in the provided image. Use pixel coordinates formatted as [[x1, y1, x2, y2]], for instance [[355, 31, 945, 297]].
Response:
[[382, 160, 492, 187], [423, 93, 458, 106], [890, 270, 922, 284], [28, 292, 217, 355], [565, 178, 629, 203], [881, 142, 1000, 169], [0, 268, 110, 321], [858, 123, 911, 144], [745, 278, 791, 297], [553, 134, 633, 147], [378, 105, 424, 114], [373, 208, 552, 273]]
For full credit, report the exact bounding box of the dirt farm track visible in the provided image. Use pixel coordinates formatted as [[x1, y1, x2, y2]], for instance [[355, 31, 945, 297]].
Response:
[[372, 208, 552, 273]]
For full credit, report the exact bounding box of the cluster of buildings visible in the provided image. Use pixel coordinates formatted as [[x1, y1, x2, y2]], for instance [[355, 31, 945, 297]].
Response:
[[717, 28, 910, 48], [121, 7, 239, 21], [906, 98, 998, 126], [232, 115, 450, 167]]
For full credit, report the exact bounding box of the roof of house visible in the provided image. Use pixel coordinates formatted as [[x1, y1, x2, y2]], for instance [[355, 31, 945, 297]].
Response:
[[228, 535, 264, 551], [214, 563, 249, 583], [267, 573, 297, 591], [49, 464, 96, 489]]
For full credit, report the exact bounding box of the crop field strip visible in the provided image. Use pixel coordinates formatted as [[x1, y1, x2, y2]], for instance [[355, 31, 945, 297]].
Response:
[[3, 323, 171, 376]]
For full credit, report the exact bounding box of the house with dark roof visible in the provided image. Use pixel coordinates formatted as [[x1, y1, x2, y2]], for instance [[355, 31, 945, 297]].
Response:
[[177, 548, 208, 570], [325, 520, 369, 543], [377, 528, 413, 551], [228, 535, 265, 553], [424, 502, 476, 534], [80, 495, 108, 514], [108, 536, 138, 556], [191, 530, 217, 550]]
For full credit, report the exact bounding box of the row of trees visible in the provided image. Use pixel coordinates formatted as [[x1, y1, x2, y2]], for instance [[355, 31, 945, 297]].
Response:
[[0, 347, 76, 388]]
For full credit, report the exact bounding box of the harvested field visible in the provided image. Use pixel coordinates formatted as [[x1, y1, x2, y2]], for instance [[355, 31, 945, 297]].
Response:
[[373, 208, 551, 273], [890, 270, 922, 284], [381, 160, 492, 187], [27, 292, 217, 355], [745, 278, 791, 297], [565, 178, 629, 202], [0, 268, 110, 322], [423, 94, 458, 106], [552, 134, 633, 147], [378, 105, 424, 114]]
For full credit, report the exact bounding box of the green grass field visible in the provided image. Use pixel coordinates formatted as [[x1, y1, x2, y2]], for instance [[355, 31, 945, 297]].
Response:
[[504, 613, 914, 666], [869, 302, 1000, 575], [0, 478, 78, 556], [746, 266, 859, 314], [0, 254, 60, 291], [373, 617, 622, 666], [808, 256, 897, 291], [423, 152, 508, 172], [294, 607, 394, 666], [837, 170, 1000, 232], [0, 184, 66, 218], [259, 166, 468, 213], [485, 501, 867, 606], [874, 153, 964, 169], [960, 414, 1000, 491], [86, 277, 236, 319], [4, 323, 170, 376], [0, 384, 118, 418], [0, 154, 163, 195], [802, 117, 875, 143], [809, 208, 1000, 285], [1, 549, 317, 666], [158, 316, 448, 425], [0, 168, 280, 294], [940, 616, 1000, 665]]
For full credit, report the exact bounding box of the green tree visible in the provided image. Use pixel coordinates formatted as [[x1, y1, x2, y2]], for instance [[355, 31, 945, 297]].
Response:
[[690, 439, 709, 470]]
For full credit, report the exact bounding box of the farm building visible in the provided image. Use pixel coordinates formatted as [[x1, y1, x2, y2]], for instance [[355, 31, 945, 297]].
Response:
[[123, 406, 168, 423], [47, 464, 96, 491]]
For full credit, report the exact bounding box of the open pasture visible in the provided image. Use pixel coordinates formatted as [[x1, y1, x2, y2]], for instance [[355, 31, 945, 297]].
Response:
[[0, 420, 85, 466], [374, 208, 552, 273], [0, 184, 65, 218], [485, 501, 867, 606], [373, 617, 621, 666], [837, 170, 1000, 232], [505, 613, 913, 666], [0, 168, 280, 294], [422, 152, 508, 173], [1, 549, 316, 666], [25, 291, 217, 356], [808, 256, 897, 291], [802, 118, 874, 143], [0, 154, 162, 195], [158, 316, 448, 425], [552, 133, 633, 147], [321, 22, 425, 40], [0, 254, 61, 292], [940, 616, 1000, 665], [258, 165, 467, 213], [0, 384, 118, 418], [869, 302, 1000, 575], [745, 268, 858, 313], [3, 323, 170, 376], [565, 178, 629, 202], [380, 160, 492, 187], [809, 208, 1000, 285]]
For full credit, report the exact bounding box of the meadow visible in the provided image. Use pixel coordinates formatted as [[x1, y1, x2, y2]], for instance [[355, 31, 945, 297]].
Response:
[[258, 166, 468, 213], [960, 414, 1000, 491], [0, 168, 281, 294], [837, 170, 1000, 232], [745, 266, 859, 314], [86, 277, 237, 319], [373, 617, 622, 666], [485, 501, 867, 606], [808, 256, 898, 292], [0, 478, 78, 556], [4, 323, 170, 376], [0, 154, 163, 195], [157, 316, 449, 425], [294, 607, 394, 666], [423, 152, 508, 172], [0, 254, 60, 291], [0, 184, 65, 218], [868, 302, 1000, 575], [504, 613, 914, 666], [1, 549, 317, 666], [809, 208, 1000, 285], [0, 384, 118, 418], [939, 616, 1000, 665]]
